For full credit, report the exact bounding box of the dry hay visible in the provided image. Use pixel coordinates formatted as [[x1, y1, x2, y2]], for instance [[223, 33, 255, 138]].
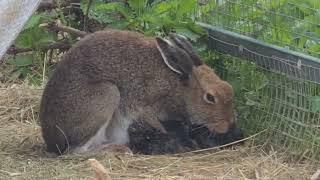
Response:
[[0, 82, 318, 180]]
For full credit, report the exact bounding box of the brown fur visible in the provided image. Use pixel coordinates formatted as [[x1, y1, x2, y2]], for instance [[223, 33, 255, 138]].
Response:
[[39, 30, 236, 154]]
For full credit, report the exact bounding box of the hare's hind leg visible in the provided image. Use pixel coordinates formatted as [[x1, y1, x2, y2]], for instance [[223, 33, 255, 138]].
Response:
[[71, 82, 125, 154]]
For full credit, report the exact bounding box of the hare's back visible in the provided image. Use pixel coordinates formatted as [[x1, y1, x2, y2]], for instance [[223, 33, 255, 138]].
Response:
[[57, 30, 168, 85]]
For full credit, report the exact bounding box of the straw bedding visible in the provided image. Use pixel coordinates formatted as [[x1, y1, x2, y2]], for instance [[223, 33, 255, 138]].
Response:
[[0, 83, 317, 179]]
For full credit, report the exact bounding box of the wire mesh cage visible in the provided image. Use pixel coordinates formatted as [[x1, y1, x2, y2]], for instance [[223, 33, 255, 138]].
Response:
[[195, 0, 320, 160], [197, 0, 320, 57]]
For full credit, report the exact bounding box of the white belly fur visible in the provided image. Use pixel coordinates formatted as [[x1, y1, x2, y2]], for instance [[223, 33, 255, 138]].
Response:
[[73, 114, 132, 153]]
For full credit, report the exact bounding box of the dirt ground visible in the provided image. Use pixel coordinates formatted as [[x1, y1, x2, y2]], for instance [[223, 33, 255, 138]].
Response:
[[0, 83, 318, 180]]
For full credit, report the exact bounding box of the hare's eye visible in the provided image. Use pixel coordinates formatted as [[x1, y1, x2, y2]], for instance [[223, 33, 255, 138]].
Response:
[[204, 93, 216, 104]]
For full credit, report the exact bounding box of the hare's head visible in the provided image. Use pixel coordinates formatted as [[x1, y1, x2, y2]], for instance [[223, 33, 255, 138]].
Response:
[[156, 33, 236, 134]]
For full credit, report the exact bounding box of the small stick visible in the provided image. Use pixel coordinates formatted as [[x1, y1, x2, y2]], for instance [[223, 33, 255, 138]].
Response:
[[176, 129, 267, 155], [311, 169, 320, 180], [88, 159, 112, 180], [6, 21, 88, 55], [6, 40, 71, 55], [46, 20, 88, 37]]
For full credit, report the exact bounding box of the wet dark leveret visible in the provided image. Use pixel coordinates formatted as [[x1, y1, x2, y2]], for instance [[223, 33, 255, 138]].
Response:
[[128, 119, 244, 155], [190, 124, 244, 149]]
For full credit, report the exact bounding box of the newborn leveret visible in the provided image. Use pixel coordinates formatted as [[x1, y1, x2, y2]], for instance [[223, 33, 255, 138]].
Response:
[[128, 117, 244, 155]]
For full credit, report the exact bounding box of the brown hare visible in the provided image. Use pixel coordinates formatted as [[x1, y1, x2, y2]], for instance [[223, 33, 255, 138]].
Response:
[[39, 30, 238, 155]]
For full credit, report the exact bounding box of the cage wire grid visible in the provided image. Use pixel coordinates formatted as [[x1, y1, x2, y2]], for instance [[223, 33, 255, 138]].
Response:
[[207, 33, 320, 159], [197, 0, 320, 57], [195, 0, 320, 159]]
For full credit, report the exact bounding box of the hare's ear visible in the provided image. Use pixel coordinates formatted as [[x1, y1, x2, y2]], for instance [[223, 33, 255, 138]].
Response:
[[168, 33, 203, 66], [156, 37, 193, 79]]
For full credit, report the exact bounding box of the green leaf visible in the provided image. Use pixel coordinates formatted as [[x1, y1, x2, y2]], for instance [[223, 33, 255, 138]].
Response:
[[186, 22, 207, 35], [36, 31, 56, 45], [151, 1, 172, 15], [308, 44, 320, 56], [23, 14, 42, 30], [27, 74, 42, 86], [8, 65, 32, 82], [115, 5, 132, 20], [9, 69, 23, 81], [128, 0, 148, 10], [93, 2, 123, 12], [198, 1, 216, 17], [15, 27, 57, 48], [176, 0, 197, 18], [88, 2, 132, 24], [23, 12, 55, 30], [109, 21, 131, 29], [15, 30, 34, 48], [8, 54, 34, 67], [19, 67, 33, 78], [80, 0, 105, 11]]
